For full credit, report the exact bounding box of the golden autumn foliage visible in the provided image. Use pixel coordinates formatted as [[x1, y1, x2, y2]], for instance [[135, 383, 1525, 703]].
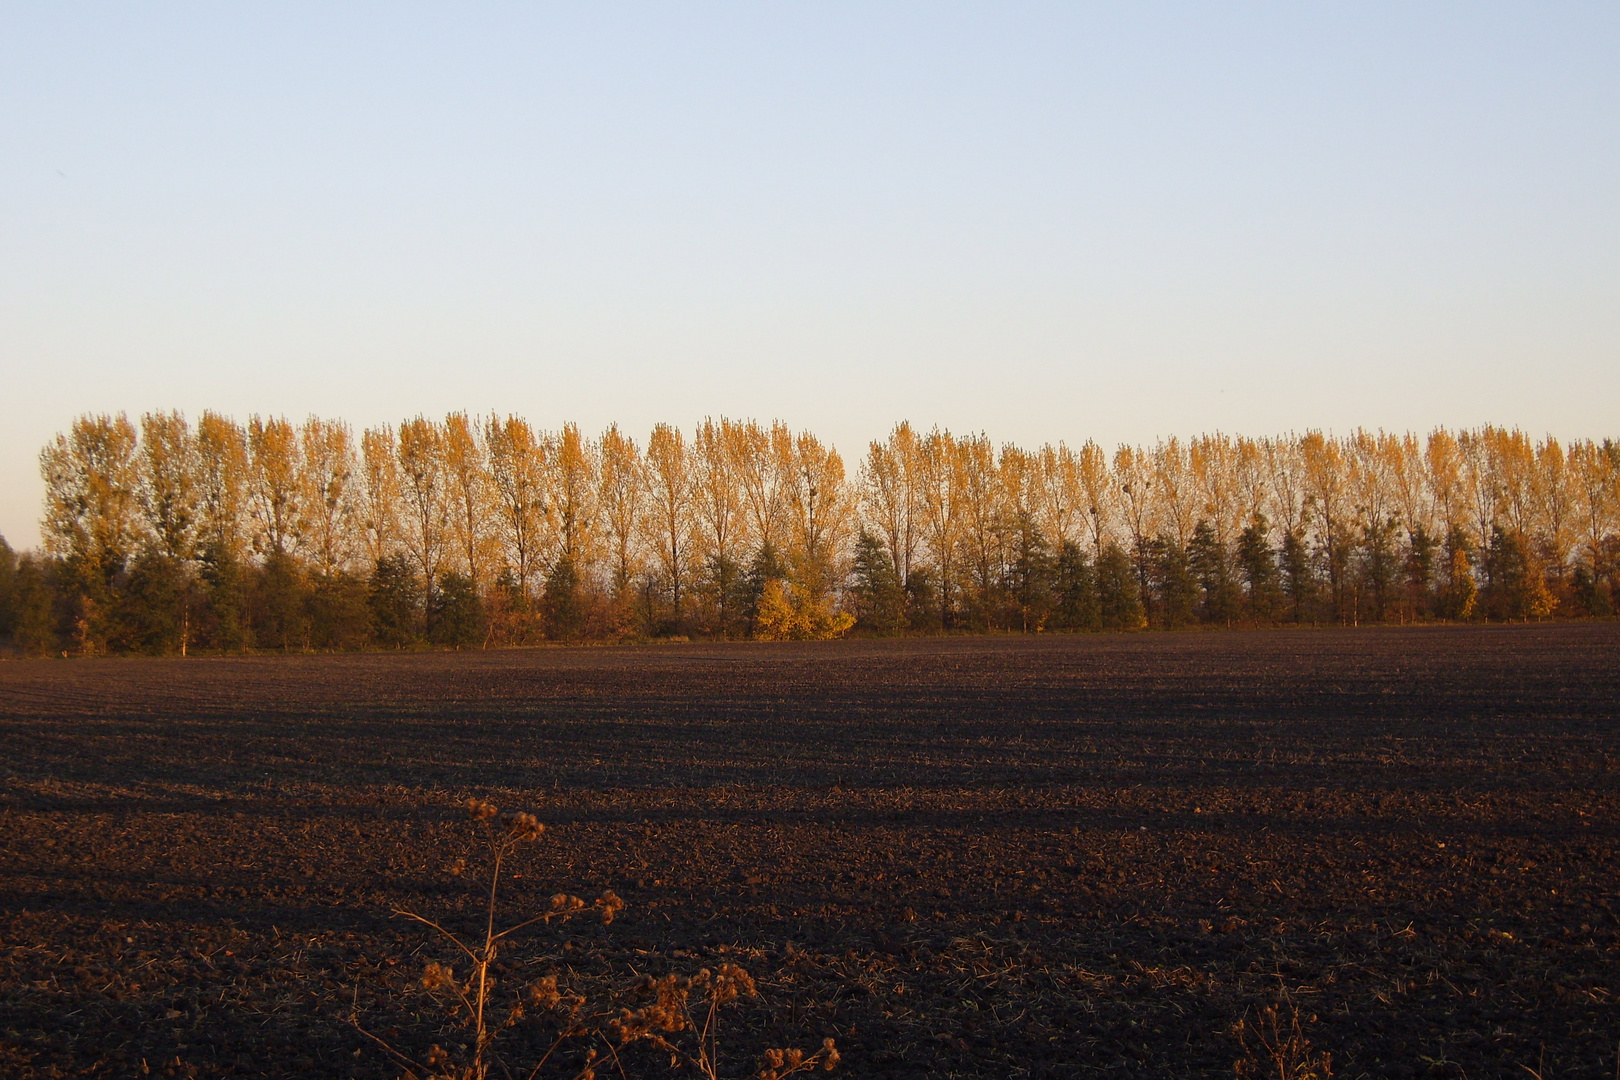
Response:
[[753, 578, 856, 642], [8, 415, 1618, 654]]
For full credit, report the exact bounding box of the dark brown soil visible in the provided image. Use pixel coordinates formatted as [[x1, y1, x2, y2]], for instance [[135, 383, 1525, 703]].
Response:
[[1, 624, 1616, 1078]]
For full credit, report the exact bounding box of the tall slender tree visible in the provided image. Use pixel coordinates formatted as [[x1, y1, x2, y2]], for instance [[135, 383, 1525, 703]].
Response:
[[245, 415, 301, 557], [645, 423, 694, 627], [860, 422, 921, 593], [598, 424, 646, 595], [194, 412, 250, 562], [359, 425, 402, 569], [692, 417, 747, 628], [787, 430, 852, 600], [298, 416, 358, 577], [397, 416, 451, 602], [442, 412, 495, 589], [137, 411, 199, 562], [916, 428, 965, 628], [484, 415, 546, 602]]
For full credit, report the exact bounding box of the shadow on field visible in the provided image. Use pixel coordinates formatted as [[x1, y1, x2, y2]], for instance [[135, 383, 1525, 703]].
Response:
[[2, 625, 1617, 1079]]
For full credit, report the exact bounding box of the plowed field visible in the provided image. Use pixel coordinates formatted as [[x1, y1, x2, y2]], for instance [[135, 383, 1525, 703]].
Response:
[[2, 624, 1617, 1078]]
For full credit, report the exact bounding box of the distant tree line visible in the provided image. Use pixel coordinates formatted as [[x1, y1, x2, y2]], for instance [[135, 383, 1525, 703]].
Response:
[[0, 413, 1615, 656]]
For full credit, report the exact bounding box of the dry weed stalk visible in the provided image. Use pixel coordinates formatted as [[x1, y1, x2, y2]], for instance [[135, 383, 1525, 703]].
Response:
[[353, 798, 622, 1080], [1233, 997, 1333, 1080], [609, 965, 838, 1080], [353, 798, 836, 1080]]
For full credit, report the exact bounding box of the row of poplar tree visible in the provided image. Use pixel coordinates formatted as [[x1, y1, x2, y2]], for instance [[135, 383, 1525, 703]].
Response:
[[0, 413, 1615, 655]]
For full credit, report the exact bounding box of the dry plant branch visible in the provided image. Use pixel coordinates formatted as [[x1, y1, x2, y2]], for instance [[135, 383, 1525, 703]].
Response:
[[608, 964, 838, 1080], [352, 798, 622, 1080], [1233, 995, 1333, 1080], [352, 797, 835, 1080]]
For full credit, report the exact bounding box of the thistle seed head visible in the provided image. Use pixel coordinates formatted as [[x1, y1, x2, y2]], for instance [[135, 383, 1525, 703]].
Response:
[[712, 962, 757, 1004], [527, 975, 562, 1010], [421, 961, 456, 992], [503, 812, 544, 842]]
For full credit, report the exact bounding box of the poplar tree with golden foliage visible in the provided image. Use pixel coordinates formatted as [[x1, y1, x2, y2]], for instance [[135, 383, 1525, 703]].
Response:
[[7, 415, 1617, 656]]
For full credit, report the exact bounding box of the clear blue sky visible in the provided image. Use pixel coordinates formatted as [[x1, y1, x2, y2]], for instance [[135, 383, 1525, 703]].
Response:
[[3, 3, 1616, 549]]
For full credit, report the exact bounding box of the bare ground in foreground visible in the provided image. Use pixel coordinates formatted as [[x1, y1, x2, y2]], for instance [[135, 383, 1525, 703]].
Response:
[[1, 624, 1617, 1078]]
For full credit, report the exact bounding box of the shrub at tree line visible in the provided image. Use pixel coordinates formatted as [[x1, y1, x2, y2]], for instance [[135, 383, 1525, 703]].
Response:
[[1, 414, 1614, 655]]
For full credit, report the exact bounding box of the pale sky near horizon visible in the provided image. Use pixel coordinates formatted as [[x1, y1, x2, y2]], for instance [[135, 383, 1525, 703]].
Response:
[[2, 3, 1617, 551]]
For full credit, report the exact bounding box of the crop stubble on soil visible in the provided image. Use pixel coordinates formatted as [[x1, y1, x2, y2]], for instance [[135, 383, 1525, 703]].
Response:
[[0, 624, 1616, 1078]]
